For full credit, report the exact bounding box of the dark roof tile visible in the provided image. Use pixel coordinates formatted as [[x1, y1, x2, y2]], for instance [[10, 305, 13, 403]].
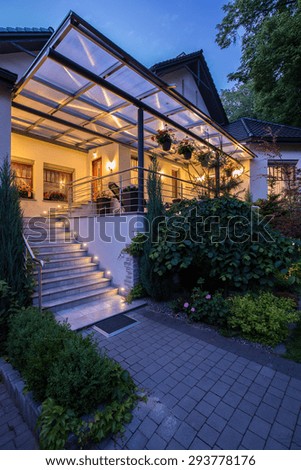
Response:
[[224, 118, 301, 143]]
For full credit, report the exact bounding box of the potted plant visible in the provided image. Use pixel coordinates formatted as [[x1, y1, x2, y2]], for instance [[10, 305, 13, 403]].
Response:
[[177, 138, 195, 160], [197, 151, 212, 167], [17, 182, 33, 199], [48, 191, 66, 201], [122, 184, 139, 212], [96, 190, 112, 215], [152, 126, 175, 151]]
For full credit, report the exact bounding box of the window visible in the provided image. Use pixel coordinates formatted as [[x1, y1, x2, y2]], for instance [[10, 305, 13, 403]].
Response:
[[11, 162, 33, 199], [43, 167, 73, 201], [130, 154, 138, 185], [171, 168, 181, 199], [268, 160, 297, 195]]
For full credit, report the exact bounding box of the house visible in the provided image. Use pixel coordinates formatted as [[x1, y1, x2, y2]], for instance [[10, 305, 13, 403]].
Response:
[[1, 10, 298, 313]]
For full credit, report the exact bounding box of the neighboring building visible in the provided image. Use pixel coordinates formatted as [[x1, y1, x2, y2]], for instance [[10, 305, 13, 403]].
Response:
[[224, 117, 301, 200]]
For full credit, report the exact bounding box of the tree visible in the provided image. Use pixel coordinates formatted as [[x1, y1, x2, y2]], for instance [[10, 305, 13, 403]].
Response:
[[216, 1, 301, 126], [220, 82, 256, 122]]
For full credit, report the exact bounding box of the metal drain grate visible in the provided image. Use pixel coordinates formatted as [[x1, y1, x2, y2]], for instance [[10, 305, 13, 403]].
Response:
[[93, 314, 137, 337]]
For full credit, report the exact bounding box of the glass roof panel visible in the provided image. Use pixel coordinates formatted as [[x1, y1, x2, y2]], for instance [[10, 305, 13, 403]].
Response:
[[25, 80, 69, 104], [142, 91, 180, 114], [68, 129, 102, 140], [57, 135, 83, 145], [85, 122, 116, 136], [171, 110, 204, 127], [64, 99, 102, 119], [56, 28, 121, 77], [54, 110, 86, 125], [14, 95, 54, 114], [12, 108, 39, 125], [97, 114, 129, 129], [35, 61, 90, 93], [106, 65, 154, 97], [83, 85, 124, 108], [12, 118, 31, 129], [30, 127, 60, 138], [40, 119, 73, 133]]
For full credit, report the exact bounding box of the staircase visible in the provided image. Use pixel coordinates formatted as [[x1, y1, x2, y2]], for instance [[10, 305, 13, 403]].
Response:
[[24, 218, 146, 329]]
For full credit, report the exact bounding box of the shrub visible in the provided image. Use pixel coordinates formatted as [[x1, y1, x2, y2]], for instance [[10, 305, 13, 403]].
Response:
[[148, 197, 299, 293], [7, 308, 136, 415], [125, 283, 146, 303], [187, 289, 230, 327], [227, 292, 299, 346]]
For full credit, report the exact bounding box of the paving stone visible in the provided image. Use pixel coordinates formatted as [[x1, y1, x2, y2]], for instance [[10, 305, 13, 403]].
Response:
[[197, 423, 219, 447], [265, 437, 288, 450], [195, 400, 214, 418], [210, 382, 230, 398], [270, 422, 294, 447], [249, 416, 271, 440], [228, 409, 251, 433], [187, 410, 206, 431], [148, 403, 169, 425], [244, 391, 262, 406], [126, 430, 148, 450], [156, 415, 180, 442], [197, 378, 215, 392], [190, 437, 211, 450], [166, 438, 185, 450], [281, 396, 301, 414], [187, 386, 206, 402], [241, 431, 265, 450], [170, 383, 190, 400], [162, 393, 178, 409], [139, 416, 157, 439], [275, 407, 298, 430], [262, 393, 282, 409], [206, 413, 227, 433], [217, 426, 243, 450], [230, 382, 248, 397], [255, 403, 278, 424], [222, 391, 242, 408], [174, 422, 197, 448], [203, 391, 221, 407], [146, 434, 167, 450], [178, 396, 198, 414], [214, 402, 235, 420]]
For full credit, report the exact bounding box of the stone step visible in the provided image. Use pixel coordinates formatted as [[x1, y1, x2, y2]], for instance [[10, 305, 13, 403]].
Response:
[[35, 243, 82, 254], [41, 286, 119, 313], [35, 263, 99, 279], [33, 277, 111, 303], [41, 271, 105, 290], [38, 249, 87, 260], [43, 256, 93, 270]]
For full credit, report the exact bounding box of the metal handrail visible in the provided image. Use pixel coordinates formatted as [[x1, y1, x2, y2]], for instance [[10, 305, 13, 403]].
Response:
[[23, 234, 44, 311]]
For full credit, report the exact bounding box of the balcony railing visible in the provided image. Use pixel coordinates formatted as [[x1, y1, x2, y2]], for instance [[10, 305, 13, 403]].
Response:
[[66, 166, 208, 217]]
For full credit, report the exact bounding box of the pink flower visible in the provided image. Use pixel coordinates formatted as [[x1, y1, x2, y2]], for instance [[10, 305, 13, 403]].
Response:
[[183, 302, 189, 308], [191, 307, 195, 312], [205, 294, 211, 300]]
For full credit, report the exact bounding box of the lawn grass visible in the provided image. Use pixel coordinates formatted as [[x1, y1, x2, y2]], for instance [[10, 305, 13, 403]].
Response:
[[284, 323, 301, 363]]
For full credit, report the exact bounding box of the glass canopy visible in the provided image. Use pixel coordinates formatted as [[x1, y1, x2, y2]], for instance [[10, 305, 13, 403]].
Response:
[[12, 12, 254, 161]]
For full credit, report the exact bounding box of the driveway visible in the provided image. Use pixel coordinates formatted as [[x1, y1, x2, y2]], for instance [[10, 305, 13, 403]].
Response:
[[85, 308, 301, 450]]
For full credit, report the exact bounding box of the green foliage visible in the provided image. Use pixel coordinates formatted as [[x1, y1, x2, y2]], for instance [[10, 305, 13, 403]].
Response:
[[39, 395, 136, 450], [0, 158, 34, 348], [216, 1, 301, 126], [125, 283, 146, 303], [7, 308, 136, 415], [227, 291, 299, 346], [220, 82, 256, 122], [149, 197, 298, 291], [185, 280, 229, 326], [38, 399, 80, 450], [139, 158, 173, 300], [123, 232, 147, 257]]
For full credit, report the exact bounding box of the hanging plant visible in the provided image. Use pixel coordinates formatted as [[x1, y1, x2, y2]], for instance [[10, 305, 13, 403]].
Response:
[[197, 151, 212, 167], [152, 126, 175, 151], [177, 138, 195, 160]]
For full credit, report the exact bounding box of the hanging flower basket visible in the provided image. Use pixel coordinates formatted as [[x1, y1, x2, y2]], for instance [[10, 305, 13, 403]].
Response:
[[177, 139, 195, 160], [152, 127, 175, 151]]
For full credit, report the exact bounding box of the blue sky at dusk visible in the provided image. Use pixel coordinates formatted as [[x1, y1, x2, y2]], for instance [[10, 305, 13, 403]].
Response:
[[1, 0, 241, 90]]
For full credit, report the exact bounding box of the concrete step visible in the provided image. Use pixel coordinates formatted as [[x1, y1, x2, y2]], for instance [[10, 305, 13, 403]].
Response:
[[35, 263, 99, 279], [38, 249, 87, 260], [35, 243, 82, 254], [41, 271, 105, 290], [33, 277, 111, 304], [43, 256, 92, 270], [41, 286, 119, 313]]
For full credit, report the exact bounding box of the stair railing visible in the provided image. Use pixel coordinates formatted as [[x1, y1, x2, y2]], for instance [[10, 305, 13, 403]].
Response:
[[23, 234, 44, 311]]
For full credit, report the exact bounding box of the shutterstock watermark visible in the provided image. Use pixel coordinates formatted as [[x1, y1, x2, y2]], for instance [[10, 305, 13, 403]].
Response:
[[26, 207, 275, 246]]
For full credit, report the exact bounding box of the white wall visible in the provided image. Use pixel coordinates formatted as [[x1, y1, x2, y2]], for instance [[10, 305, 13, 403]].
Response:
[[71, 214, 145, 291], [0, 85, 12, 166], [159, 68, 209, 115], [12, 134, 90, 217], [248, 142, 301, 201]]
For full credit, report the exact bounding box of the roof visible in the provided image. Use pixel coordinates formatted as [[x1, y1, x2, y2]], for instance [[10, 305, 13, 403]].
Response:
[[10, 11, 254, 161], [224, 117, 301, 143], [0, 27, 53, 54], [151, 50, 228, 126], [0, 67, 17, 88]]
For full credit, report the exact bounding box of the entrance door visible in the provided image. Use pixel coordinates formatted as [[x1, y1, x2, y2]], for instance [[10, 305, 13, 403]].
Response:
[[92, 158, 102, 200]]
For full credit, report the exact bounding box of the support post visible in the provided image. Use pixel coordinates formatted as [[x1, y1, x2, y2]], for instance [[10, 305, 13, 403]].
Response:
[[0, 69, 17, 167], [138, 108, 144, 212]]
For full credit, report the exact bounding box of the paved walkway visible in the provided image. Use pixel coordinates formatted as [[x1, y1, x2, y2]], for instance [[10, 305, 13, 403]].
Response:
[[0, 382, 38, 450], [85, 308, 301, 450]]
